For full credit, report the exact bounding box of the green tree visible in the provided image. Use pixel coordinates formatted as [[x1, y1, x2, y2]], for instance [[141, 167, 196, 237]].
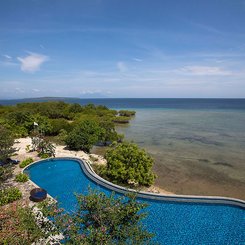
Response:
[[41, 189, 154, 244], [118, 110, 136, 117], [49, 118, 72, 136], [98, 120, 121, 145], [65, 120, 102, 152], [33, 114, 52, 135], [0, 125, 16, 162], [104, 142, 156, 186]]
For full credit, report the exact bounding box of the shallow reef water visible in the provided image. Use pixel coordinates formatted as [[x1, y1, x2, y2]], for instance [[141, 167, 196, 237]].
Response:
[[116, 109, 245, 199]]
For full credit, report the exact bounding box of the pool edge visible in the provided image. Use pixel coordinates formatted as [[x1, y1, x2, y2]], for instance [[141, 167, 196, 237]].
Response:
[[23, 157, 245, 209]]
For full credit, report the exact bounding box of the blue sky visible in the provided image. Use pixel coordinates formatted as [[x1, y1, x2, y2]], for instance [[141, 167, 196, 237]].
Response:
[[1, 0, 245, 99]]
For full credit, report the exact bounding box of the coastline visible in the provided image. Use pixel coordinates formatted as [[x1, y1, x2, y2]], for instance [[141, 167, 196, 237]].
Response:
[[11, 138, 173, 205]]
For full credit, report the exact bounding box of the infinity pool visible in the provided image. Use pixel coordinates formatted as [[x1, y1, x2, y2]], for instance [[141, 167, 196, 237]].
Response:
[[25, 159, 245, 244]]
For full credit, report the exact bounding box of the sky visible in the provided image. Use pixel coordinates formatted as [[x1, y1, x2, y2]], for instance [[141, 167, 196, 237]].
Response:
[[0, 0, 245, 99]]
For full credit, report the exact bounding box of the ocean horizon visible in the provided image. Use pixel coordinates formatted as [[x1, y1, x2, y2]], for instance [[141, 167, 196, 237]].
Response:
[[1, 97, 245, 110]]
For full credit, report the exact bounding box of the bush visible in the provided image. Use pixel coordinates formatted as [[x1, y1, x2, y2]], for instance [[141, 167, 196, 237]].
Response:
[[15, 173, 29, 182], [65, 120, 102, 152], [49, 118, 72, 135], [0, 187, 22, 206], [112, 116, 130, 124], [40, 188, 154, 244], [104, 142, 156, 186], [19, 157, 34, 168], [0, 125, 16, 162], [0, 204, 53, 244], [98, 120, 122, 145], [0, 166, 13, 186], [36, 139, 56, 158], [118, 110, 136, 117], [38, 153, 50, 159]]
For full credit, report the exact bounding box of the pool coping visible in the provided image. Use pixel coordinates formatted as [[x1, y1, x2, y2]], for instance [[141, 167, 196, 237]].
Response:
[[24, 157, 245, 209]]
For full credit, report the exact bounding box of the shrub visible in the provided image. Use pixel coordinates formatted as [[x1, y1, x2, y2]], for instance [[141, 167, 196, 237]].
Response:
[[36, 139, 56, 158], [57, 128, 68, 142], [65, 120, 102, 152], [0, 166, 13, 186], [104, 142, 156, 186], [40, 188, 154, 244], [38, 153, 50, 159], [0, 187, 22, 206], [112, 116, 130, 124], [19, 157, 34, 168], [49, 118, 72, 135], [0, 204, 53, 244], [15, 173, 29, 182], [118, 110, 136, 117], [0, 125, 16, 162]]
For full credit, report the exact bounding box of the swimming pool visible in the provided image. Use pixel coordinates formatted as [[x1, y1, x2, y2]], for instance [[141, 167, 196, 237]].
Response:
[[25, 158, 245, 244]]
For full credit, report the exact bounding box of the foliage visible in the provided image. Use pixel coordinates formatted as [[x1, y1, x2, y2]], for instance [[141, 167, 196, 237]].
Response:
[[118, 110, 136, 117], [15, 173, 29, 182], [57, 128, 68, 142], [30, 134, 56, 158], [0, 166, 13, 186], [0, 125, 16, 162], [0, 187, 22, 206], [19, 157, 34, 168], [33, 114, 53, 135], [104, 142, 156, 186], [0, 204, 52, 244], [65, 120, 102, 152], [0, 102, 131, 149], [36, 139, 56, 158], [98, 120, 122, 145], [40, 188, 154, 244], [113, 116, 130, 124], [49, 118, 72, 136], [39, 153, 51, 159]]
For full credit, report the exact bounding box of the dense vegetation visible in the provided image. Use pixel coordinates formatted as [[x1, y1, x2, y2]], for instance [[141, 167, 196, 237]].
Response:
[[0, 101, 135, 152], [0, 126, 16, 162], [40, 189, 154, 244], [0, 204, 51, 244], [97, 142, 156, 187]]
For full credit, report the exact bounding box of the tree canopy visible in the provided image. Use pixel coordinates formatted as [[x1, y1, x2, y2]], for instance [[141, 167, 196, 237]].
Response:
[[0, 101, 133, 148], [65, 120, 102, 152], [40, 189, 154, 244], [103, 142, 156, 186]]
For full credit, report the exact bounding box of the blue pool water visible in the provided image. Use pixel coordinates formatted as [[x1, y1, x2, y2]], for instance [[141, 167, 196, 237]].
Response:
[[25, 159, 245, 244]]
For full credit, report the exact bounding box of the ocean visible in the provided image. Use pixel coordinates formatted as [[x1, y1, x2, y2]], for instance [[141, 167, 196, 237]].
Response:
[[1, 98, 245, 199]]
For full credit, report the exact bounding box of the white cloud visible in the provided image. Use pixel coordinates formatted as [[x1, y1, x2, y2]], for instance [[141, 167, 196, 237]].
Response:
[[180, 66, 232, 76], [32, 88, 40, 92], [17, 52, 49, 73], [117, 61, 128, 72], [133, 58, 143, 62], [3, 54, 12, 59], [15, 87, 25, 93], [1, 54, 18, 67]]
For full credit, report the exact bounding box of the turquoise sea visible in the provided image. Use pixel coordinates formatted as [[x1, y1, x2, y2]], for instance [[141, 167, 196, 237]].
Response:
[[2, 98, 245, 199]]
